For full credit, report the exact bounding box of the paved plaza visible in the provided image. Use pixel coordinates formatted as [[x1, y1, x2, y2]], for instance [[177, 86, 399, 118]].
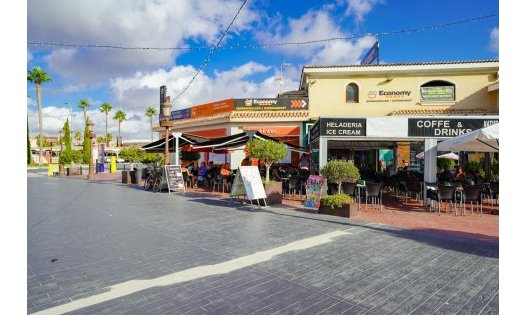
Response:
[[28, 172, 498, 314]]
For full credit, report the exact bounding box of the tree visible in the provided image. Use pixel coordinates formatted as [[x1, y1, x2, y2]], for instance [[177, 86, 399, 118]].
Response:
[[59, 150, 83, 165], [82, 121, 91, 164], [97, 136, 106, 144], [105, 133, 113, 146], [245, 138, 287, 183], [78, 99, 91, 123], [74, 131, 82, 145], [113, 110, 127, 147], [99, 102, 112, 146], [320, 160, 360, 194], [63, 118, 72, 151], [27, 66, 52, 166], [119, 146, 143, 162], [145, 106, 157, 142]]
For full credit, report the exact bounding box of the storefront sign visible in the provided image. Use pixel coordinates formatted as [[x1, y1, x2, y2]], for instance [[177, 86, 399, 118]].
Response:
[[170, 108, 191, 121], [303, 175, 324, 209], [366, 90, 413, 103], [165, 165, 185, 193], [420, 86, 455, 102], [191, 99, 234, 118], [308, 120, 320, 144], [234, 98, 308, 111], [160, 85, 166, 113], [319, 118, 366, 137], [243, 126, 300, 136], [408, 118, 499, 137]]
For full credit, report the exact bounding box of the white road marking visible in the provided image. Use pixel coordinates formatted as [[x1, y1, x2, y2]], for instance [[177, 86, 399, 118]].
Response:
[[31, 230, 350, 314]]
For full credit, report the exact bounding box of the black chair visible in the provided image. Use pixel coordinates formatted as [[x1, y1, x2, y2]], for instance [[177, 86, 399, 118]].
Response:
[[327, 182, 339, 196], [341, 182, 357, 200], [431, 184, 458, 216], [462, 185, 484, 215], [212, 174, 228, 193], [286, 177, 299, 198], [483, 182, 499, 206], [397, 180, 408, 199], [403, 179, 422, 205], [365, 183, 383, 211]]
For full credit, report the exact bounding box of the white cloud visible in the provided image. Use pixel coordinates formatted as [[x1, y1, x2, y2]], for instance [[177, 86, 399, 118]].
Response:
[[257, 9, 377, 65], [489, 27, 499, 53], [28, 0, 259, 84], [344, 0, 383, 22]]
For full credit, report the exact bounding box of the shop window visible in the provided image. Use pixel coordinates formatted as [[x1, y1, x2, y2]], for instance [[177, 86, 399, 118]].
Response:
[[346, 83, 359, 103], [420, 80, 455, 102]]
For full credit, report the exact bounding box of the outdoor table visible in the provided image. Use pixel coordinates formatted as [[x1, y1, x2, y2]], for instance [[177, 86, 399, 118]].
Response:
[[356, 183, 366, 209]]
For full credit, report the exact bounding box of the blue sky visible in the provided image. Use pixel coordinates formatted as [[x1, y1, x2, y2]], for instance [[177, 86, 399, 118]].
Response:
[[26, 0, 499, 140]]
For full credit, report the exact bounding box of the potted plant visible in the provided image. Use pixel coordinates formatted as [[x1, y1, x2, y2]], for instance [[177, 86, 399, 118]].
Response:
[[181, 150, 200, 165], [59, 149, 83, 176], [319, 160, 361, 217], [245, 138, 287, 205], [319, 193, 357, 217]]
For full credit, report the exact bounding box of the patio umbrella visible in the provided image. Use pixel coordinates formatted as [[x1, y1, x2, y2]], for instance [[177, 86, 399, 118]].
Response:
[[416, 151, 459, 160], [437, 123, 499, 152], [141, 133, 208, 153]]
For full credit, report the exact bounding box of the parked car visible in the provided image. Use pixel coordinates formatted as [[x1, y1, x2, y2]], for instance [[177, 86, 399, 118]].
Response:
[[117, 157, 125, 163]]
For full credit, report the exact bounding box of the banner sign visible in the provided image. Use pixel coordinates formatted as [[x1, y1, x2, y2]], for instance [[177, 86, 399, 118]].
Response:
[[243, 126, 301, 136], [164, 165, 185, 193], [420, 86, 455, 102], [160, 85, 166, 113], [234, 98, 308, 111], [319, 118, 366, 137], [303, 175, 324, 209], [191, 99, 234, 118], [408, 118, 499, 138], [361, 41, 379, 65], [170, 108, 191, 121]]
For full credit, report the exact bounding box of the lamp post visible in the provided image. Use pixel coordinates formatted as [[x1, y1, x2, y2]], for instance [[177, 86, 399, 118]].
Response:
[[59, 128, 65, 176], [87, 119, 96, 180], [161, 97, 172, 165]]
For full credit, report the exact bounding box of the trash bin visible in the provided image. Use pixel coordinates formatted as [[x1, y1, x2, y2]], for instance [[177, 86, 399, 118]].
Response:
[[135, 164, 145, 185], [130, 170, 137, 184], [122, 170, 131, 184], [98, 163, 105, 173]]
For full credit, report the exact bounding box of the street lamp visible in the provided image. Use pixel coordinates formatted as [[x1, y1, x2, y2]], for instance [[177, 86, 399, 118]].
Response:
[[161, 97, 172, 165], [59, 128, 65, 176], [87, 119, 96, 180]]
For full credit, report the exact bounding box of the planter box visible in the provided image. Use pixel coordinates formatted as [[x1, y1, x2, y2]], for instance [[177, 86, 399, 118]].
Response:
[[318, 203, 358, 218], [264, 181, 282, 205], [122, 171, 132, 184], [66, 167, 82, 176]]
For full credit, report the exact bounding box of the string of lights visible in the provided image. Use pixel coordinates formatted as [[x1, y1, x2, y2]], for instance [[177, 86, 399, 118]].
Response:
[[28, 15, 496, 51]]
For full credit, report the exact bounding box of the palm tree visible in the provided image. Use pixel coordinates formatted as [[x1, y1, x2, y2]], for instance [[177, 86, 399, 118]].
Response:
[[105, 133, 113, 146], [145, 106, 158, 142], [27, 67, 52, 166], [113, 110, 127, 147], [99, 102, 112, 146], [78, 99, 91, 123]]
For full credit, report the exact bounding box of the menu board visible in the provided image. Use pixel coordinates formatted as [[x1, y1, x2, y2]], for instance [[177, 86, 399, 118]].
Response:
[[164, 165, 185, 193], [230, 166, 267, 201]]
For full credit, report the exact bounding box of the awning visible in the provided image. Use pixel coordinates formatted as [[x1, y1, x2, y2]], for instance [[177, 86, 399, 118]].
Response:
[[141, 133, 208, 153], [189, 131, 310, 154]]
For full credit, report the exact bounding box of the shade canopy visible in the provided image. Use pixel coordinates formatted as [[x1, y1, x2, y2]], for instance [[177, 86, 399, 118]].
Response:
[[437, 123, 499, 152], [416, 151, 459, 160], [189, 131, 310, 154], [141, 133, 208, 153]]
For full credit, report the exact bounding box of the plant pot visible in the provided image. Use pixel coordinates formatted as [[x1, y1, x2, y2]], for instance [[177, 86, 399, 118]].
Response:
[[264, 181, 282, 205], [318, 203, 358, 218], [122, 170, 131, 184]]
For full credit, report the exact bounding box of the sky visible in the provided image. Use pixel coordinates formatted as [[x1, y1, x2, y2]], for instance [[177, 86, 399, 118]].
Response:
[[26, 0, 499, 141]]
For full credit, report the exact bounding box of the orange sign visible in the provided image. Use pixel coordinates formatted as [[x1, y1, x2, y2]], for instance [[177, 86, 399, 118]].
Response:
[[190, 128, 227, 138], [243, 126, 301, 136], [191, 99, 234, 118]]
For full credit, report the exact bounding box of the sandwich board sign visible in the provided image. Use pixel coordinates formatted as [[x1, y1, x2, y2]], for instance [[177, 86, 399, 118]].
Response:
[[230, 166, 267, 206], [164, 165, 185, 193]]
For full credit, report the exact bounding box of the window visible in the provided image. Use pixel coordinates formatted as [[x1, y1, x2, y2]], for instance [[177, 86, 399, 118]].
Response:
[[346, 83, 359, 103], [420, 80, 455, 102]]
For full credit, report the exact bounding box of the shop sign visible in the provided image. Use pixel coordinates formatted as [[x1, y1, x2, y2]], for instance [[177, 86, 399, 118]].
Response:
[[319, 118, 366, 137], [170, 108, 191, 121], [160, 85, 166, 113], [420, 86, 455, 102], [191, 99, 234, 118], [408, 118, 499, 137], [234, 98, 308, 111], [243, 126, 300, 136], [159, 113, 169, 122], [308, 120, 320, 144], [366, 90, 413, 103]]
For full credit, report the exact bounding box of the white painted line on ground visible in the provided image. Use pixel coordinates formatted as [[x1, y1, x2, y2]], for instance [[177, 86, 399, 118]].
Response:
[[31, 230, 350, 315]]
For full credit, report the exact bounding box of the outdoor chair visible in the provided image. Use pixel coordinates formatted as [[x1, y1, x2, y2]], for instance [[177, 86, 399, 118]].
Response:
[[212, 174, 228, 193], [430, 184, 458, 216], [365, 183, 383, 211], [404, 179, 422, 205], [327, 182, 339, 195], [461, 185, 484, 215], [396, 180, 408, 199], [341, 182, 357, 200], [483, 182, 499, 206], [286, 177, 299, 198]]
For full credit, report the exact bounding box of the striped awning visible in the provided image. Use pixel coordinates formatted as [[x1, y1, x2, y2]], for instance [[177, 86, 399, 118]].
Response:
[[141, 133, 208, 153]]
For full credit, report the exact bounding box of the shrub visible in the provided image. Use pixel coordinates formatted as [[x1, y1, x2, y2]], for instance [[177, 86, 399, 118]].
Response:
[[320, 193, 353, 209], [141, 152, 162, 164], [59, 150, 83, 165], [245, 138, 287, 183], [320, 160, 360, 194], [119, 146, 144, 162], [437, 158, 455, 172]]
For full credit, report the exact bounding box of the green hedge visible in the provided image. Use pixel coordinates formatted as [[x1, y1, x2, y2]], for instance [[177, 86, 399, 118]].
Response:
[[320, 193, 353, 209]]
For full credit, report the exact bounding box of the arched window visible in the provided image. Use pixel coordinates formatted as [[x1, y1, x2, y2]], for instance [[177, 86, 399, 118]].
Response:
[[346, 83, 359, 103], [420, 80, 455, 102]]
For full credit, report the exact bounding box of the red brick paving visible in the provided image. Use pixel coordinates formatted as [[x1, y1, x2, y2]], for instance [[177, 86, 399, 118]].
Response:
[[68, 171, 499, 242]]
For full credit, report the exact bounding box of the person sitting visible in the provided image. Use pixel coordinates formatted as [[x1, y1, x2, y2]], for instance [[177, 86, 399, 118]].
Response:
[[453, 166, 466, 181], [439, 166, 454, 183], [197, 162, 208, 188], [220, 163, 231, 177]]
